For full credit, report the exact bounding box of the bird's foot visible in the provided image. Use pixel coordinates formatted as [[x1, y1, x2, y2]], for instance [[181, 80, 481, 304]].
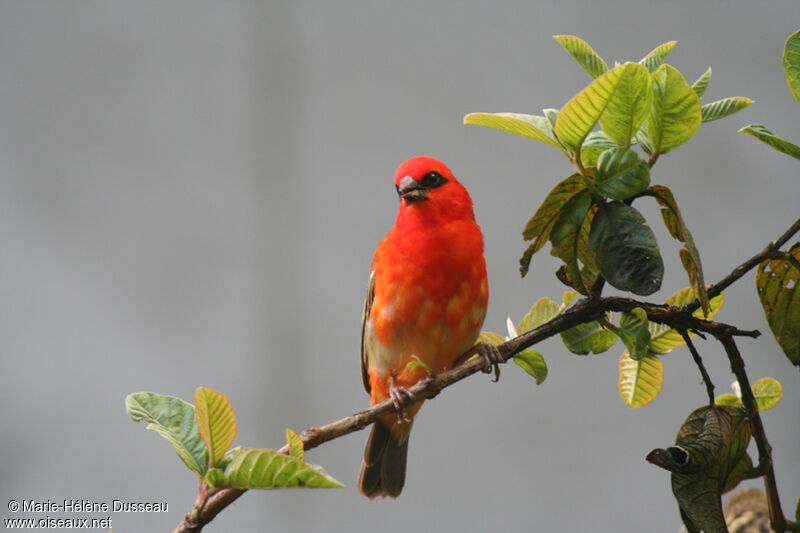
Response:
[[389, 380, 414, 423], [475, 342, 503, 382]]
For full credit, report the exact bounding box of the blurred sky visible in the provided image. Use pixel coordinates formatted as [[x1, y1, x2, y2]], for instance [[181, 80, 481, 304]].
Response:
[[1, 1, 798, 532]]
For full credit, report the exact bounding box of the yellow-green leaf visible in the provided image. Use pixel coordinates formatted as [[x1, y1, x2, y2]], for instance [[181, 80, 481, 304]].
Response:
[[783, 28, 800, 105], [195, 387, 237, 467], [701, 97, 754, 123], [756, 243, 800, 366], [518, 297, 560, 335], [640, 41, 677, 74], [648, 185, 710, 315], [478, 331, 505, 346], [286, 428, 304, 462], [513, 349, 548, 384], [739, 124, 800, 160], [599, 62, 652, 146], [752, 377, 783, 411], [619, 352, 663, 407], [464, 112, 563, 151], [556, 63, 640, 153], [647, 64, 702, 154], [224, 447, 343, 489], [691, 67, 712, 98], [553, 35, 608, 78]]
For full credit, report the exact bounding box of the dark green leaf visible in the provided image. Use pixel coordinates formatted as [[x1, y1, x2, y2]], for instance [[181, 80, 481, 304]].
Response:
[[647, 406, 753, 533], [588, 202, 664, 295], [595, 147, 650, 200], [756, 243, 800, 366], [738, 124, 800, 160], [550, 191, 594, 294], [553, 35, 608, 78], [126, 391, 208, 475], [580, 130, 616, 166]]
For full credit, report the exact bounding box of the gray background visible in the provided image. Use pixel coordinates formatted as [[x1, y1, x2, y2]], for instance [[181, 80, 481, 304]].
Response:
[[1, 2, 798, 532]]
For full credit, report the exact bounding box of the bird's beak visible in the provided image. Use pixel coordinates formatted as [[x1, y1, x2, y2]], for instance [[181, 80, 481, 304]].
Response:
[[396, 176, 427, 202]]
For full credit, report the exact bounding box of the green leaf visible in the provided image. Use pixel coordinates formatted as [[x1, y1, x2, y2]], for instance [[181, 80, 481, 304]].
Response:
[[752, 377, 783, 411], [648, 287, 724, 354], [619, 352, 663, 407], [756, 243, 800, 367], [553, 35, 608, 78], [647, 185, 709, 314], [700, 97, 753, 123], [478, 331, 505, 346], [556, 63, 642, 153], [550, 190, 593, 294], [580, 130, 616, 166], [617, 308, 652, 360], [588, 202, 664, 296], [522, 173, 587, 252], [598, 62, 652, 146], [464, 112, 563, 151], [195, 388, 237, 468], [691, 67, 712, 98], [647, 64, 702, 155], [286, 429, 304, 461], [640, 41, 677, 73], [561, 318, 617, 355], [738, 124, 800, 160], [595, 147, 650, 200], [125, 391, 208, 475], [406, 354, 435, 375], [714, 393, 740, 407], [224, 447, 343, 489], [783, 28, 800, 105], [518, 297, 560, 334], [205, 468, 226, 488], [513, 349, 548, 384]]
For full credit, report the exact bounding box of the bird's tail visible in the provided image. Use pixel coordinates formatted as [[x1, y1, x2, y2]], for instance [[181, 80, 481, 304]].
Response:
[[358, 421, 411, 499]]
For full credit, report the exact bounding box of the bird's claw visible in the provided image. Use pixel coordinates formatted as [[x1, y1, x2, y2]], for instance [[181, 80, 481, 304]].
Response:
[[475, 342, 502, 382], [389, 384, 414, 423]]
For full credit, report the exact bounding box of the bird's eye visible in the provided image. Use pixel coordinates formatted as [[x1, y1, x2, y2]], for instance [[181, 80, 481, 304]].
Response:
[[421, 171, 447, 188]]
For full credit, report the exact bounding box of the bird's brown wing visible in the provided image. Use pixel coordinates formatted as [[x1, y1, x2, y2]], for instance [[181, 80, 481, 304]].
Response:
[[360, 270, 376, 394]]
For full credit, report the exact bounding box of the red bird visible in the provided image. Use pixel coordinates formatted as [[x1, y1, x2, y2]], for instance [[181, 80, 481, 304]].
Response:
[[358, 156, 494, 499]]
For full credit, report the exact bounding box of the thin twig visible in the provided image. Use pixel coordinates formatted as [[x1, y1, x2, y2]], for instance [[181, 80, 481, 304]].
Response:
[[690, 216, 800, 312], [680, 330, 716, 408]]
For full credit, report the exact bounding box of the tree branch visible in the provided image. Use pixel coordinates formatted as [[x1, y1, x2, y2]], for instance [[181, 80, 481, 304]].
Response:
[[716, 334, 800, 533], [172, 217, 800, 533]]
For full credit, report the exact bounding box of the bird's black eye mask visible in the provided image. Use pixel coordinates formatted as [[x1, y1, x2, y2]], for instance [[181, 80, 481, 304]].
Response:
[[396, 172, 448, 203]]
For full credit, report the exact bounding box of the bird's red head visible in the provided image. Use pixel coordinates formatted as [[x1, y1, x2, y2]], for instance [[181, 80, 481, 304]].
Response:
[[393, 156, 475, 222]]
